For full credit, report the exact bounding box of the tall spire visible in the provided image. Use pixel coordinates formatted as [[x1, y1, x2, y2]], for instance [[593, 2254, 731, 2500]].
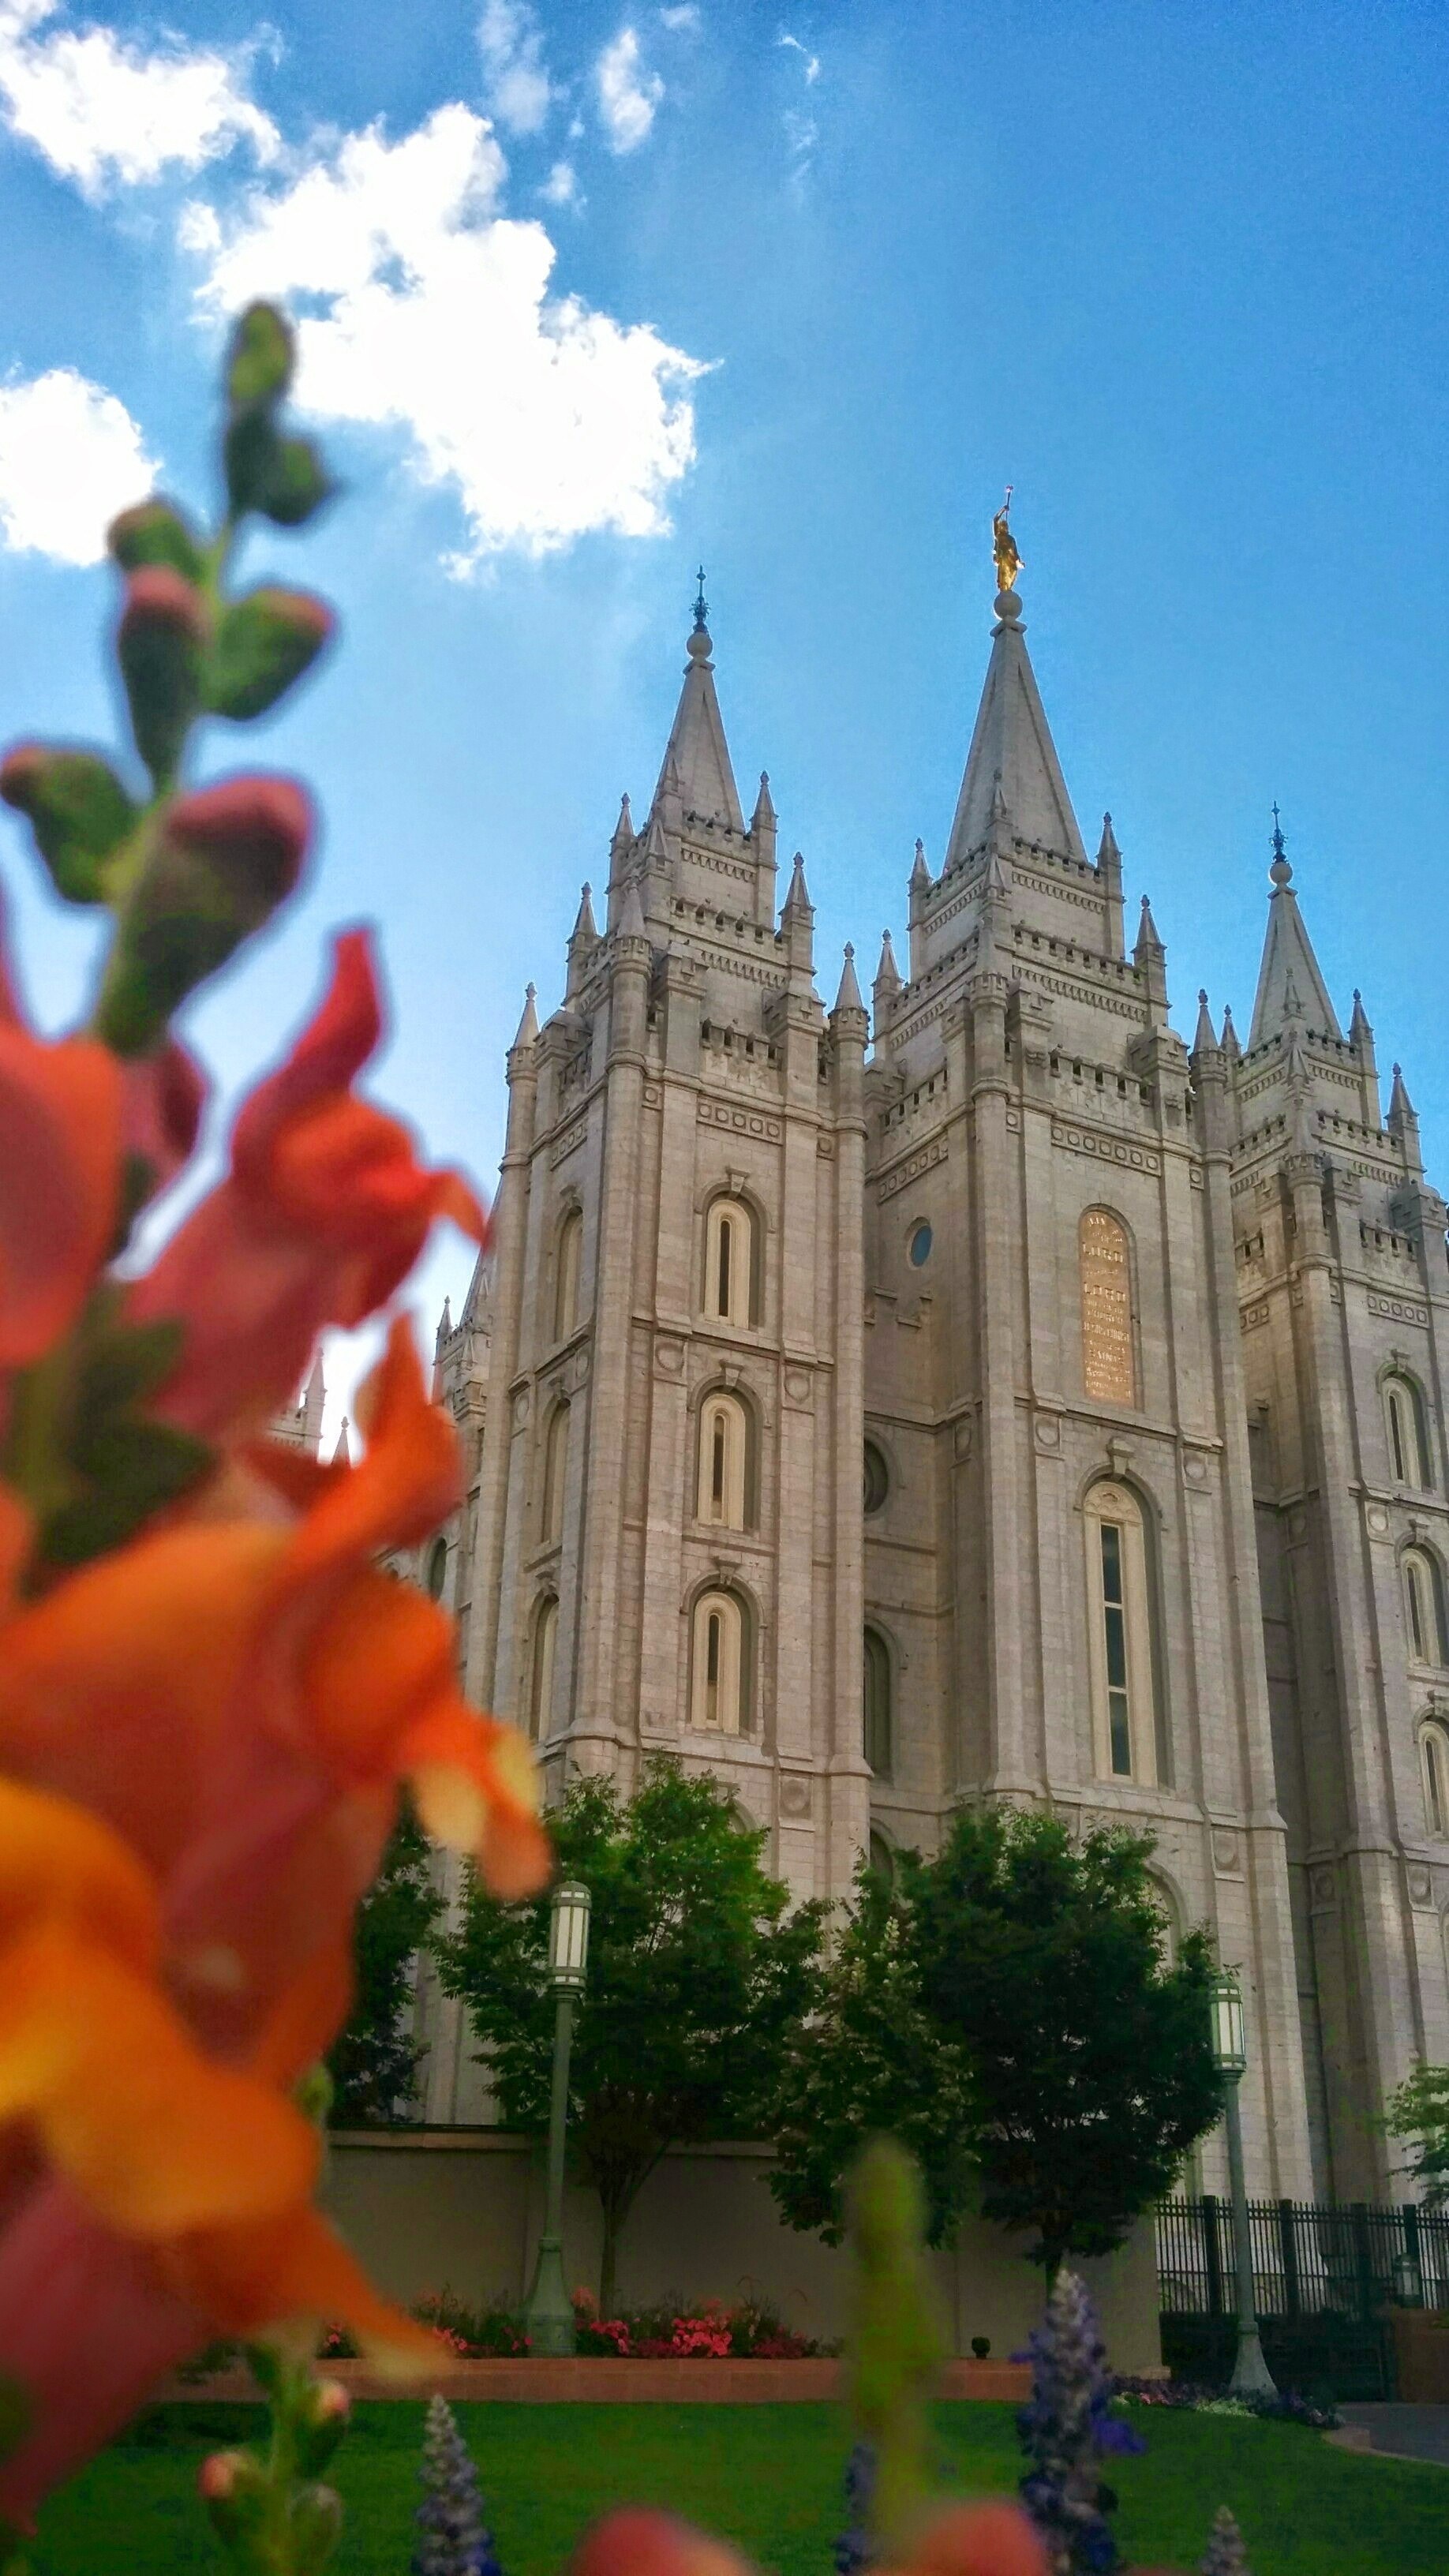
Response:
[[942, 541, 1088, 874], [833, 942, 864, 1014], [512, 983, 538, 1048], [909, 837, 931, 893], [650, 575, 744, 832], [1247, 811, 1342, 1046]]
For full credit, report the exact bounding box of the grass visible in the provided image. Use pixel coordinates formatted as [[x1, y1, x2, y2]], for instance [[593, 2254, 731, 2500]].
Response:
[[29, 2399, 1447, 2576]]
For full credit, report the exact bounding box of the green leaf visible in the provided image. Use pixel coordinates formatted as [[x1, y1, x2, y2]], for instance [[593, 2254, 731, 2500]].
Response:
[[42, 1419, 211, 1566], [259, 436, 334, 528], [0, 747, 138, 903], [224, 406, 284, 519], [227, 301, 294, 410], [118, 599, 204, 789], [204, 588, 332, 721], [76, 1314, 184, 1418], [107, 499, 206, 583]]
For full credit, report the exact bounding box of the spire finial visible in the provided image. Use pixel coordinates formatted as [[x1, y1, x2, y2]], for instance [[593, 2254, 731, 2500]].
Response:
[[992, 486, 1022, 597], [1270, 802, 1292, 888], [693, 564, 708, 632]]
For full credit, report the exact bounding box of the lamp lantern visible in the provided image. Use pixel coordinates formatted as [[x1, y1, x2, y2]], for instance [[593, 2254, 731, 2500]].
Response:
[[1209, 1969, 1248, 2078], [549, 1881, 592, 1991]]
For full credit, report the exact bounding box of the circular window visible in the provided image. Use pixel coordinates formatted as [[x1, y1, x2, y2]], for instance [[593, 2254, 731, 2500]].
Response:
[[908, 1222, 933, 1268], [425, 1536, 448, 1600], [863, 1440, 889, 1515]]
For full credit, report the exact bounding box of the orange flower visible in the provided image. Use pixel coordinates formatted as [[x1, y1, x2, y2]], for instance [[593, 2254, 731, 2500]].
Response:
[[0, 1319, 548, 2514], [129, 929, 485, 1441], [0, 962, 120, 1376], [570, 2507, 1049, 2576]]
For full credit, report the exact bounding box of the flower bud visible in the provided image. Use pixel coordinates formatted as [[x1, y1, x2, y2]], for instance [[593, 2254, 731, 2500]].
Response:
[[198, 2447, 269, 2549], [95, 774, 313, 1053], [0, 743, 137, 902], [205, 587, 335, 722], [118, 567, 208, 786], [108, 498, 206, 583]]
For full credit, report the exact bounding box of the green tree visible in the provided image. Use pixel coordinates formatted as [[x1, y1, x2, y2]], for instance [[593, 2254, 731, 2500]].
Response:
[[772, 1806, 1223, 2278], [1383, 2061, 1449, 2203], [436, 1759, 826, 2312], [327, 1804, 442, 2125]]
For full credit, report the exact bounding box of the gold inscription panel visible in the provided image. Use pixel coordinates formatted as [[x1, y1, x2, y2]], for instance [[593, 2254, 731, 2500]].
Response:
[[1080, 1208, 1135, 1405]]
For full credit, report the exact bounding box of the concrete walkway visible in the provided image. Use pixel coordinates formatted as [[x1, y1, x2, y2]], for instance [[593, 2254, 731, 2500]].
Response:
[[1339, 2404, 1449, 2465]]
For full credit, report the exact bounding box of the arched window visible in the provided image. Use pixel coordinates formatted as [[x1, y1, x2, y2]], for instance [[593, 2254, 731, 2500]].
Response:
[[863, 1626, 893, 1777], [868, 1829, 896, 1888], [1421, 1722, 1449, 1838], [529, 1596, 558, 1743], [697, 1389, 751, 1529], [690, 1588, 747, 1733], [1385, 1372, 1432, 1489], [1404, 1548, 1449, 1667], [1084, 1480, 1158, 1784], [554, 1207, 583, 1341], [541, 1400, 569, 1548], [425, 1536, 448, 1600], [1148, 1874, 1181, 1969], [863, 1440, 889, 1515], [703, 1196, 758, 1327], [1079, 1208, 1136, 1407]]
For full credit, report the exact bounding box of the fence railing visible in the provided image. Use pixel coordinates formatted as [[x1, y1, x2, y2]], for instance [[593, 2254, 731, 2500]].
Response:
[[1157, 2196, 1449, 2323]]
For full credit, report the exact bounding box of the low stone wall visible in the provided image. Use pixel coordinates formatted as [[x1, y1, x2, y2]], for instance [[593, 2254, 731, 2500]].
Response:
[[1390, 2308, 1449, 2402], [323, 2131, 1164, 2374]]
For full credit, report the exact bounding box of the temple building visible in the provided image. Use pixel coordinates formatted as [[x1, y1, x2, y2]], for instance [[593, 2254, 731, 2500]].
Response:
[[395, 560, 1449, 2204]]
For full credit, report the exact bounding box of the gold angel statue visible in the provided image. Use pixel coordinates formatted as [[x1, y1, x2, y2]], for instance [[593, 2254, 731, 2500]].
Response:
[[993, 488, 1022, 593]]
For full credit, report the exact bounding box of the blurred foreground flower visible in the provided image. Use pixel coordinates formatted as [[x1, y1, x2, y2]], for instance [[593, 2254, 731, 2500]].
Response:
[[0, 301, 549, 2536]]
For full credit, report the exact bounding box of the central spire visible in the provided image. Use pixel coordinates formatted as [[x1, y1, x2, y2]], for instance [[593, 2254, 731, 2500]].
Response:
[[1247, 811, 1342, 1046], [649, 574, 745, 833], [941, 519, 1088, 873]]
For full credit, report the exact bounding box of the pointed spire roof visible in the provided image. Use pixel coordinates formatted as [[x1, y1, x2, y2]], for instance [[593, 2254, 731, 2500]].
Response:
[[435, 1294, 453, 1352], [305, 1350, 325, 1399], [512, 983, 538, 1046], [1389, 1062, 1417, 1129], [1248, 814, 1342, 1046], [751, 770, 775, 827], [1135, 895, 1163, 957], [331, 1417, 351, 1466], [1095, 811, 1121, 868], [910, 837, 931, 892], [618, 877, 647, 942], [943, 588, 1088, 872], [874, 928, 902, 997], [1220, 1002, 1241, 1063], [1193, 988, 1218, 1054], [650, 608, 745, 833], [781, 852, 811, 915], [1350, 987, 1372, 1045], [571, 882, 598, 943], [833, 943, 864, 1013], [610, 793, 633, 857]]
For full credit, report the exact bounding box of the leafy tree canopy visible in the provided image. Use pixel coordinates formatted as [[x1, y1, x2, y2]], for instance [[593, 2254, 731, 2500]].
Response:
[[1383, 2061, 1449, 2205], [772, 1805, 1224, 2276], [327, 1803, 442, 2126], [436, 1758, 826, 2310]]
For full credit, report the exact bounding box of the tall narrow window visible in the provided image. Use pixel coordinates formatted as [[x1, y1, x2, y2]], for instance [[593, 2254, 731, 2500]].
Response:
[[530, 1596, 558, 1742], [1084, 1480, 1158, 1784], [1386, 1374, 1432, 1489], [1421, 1724, 1449, 1837], [554, 1207, 582, 1341], [690, 1588, 747, 1732], [1404, 1549, 1449, 1666], [704, 1196, 757, 1326], [1080, 1209, 1136, 1407], [863, 1627, 893, 1777], [541, 1400, 569, 1548], [696, 1391, 751, 1528]]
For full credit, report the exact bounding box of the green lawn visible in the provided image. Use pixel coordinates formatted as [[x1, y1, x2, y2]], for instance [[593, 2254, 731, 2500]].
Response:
[[29, 2401, 1447, 2576]]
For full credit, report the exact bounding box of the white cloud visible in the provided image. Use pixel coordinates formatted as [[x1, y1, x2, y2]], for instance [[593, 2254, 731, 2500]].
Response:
[[779, 31, 820, 82], [659, 6, 700, 29], [0, 0, 275, 197], [596, 27, 661, 153], [539, 156, 578, 207], [477, 0, 552, 138], [185, 106, 702, 564], [0, 365, 156, 564]]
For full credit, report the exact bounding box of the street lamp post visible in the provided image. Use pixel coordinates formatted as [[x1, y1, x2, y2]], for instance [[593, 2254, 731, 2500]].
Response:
[[522, 1880, 591, 2357], [1208, 1968, 1276, 2397]]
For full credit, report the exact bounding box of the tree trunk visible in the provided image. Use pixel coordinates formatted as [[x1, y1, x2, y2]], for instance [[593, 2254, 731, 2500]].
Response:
[[600, 2207, 621, 2320]]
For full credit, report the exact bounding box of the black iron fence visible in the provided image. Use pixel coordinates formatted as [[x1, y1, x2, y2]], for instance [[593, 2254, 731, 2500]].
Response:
[[1156, 2196, 1449, 2398], [1157, 2196, 1449, 2323]]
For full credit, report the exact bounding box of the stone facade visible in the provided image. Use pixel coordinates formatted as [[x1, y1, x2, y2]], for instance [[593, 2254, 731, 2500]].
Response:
[[399, 575, 1449, 2202]]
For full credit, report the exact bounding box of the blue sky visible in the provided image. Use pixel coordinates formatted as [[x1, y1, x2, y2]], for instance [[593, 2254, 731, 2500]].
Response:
[[2, 1, 1447, 1429]]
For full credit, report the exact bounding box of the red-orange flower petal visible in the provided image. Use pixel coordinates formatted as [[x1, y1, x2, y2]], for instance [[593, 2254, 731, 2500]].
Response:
[[0, 1926, 317, 2236], [0, 1021, 120, 1368], [172, 2200, 439, 2372], [887, 2503, 1049, 2576], [571, 2510, 758, 2576]]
